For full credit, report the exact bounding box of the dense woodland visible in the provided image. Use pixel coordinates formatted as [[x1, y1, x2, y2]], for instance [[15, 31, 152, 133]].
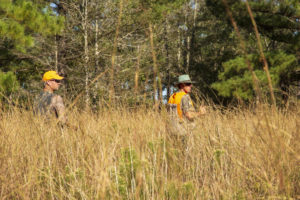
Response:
[[0, 0, 299, 108], [1, 1, 300, 199]]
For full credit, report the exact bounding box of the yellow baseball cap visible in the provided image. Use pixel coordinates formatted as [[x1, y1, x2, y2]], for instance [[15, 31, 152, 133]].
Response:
[[42, 71, 64, 82]]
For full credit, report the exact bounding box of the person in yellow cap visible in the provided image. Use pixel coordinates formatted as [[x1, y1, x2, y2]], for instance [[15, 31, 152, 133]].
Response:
[[167, 74, 206, 143], [34, 71, 66, 124]]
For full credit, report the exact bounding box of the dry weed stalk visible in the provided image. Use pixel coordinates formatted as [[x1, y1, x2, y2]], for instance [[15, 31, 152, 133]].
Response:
[[221, 0, 262, 103], [109, 0, 125, 104], [244, 0, 276, 107], [0, 105, 299, 199]]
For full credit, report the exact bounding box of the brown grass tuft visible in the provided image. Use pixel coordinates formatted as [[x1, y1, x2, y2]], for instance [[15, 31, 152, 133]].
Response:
[[0, 105, 299, 199]]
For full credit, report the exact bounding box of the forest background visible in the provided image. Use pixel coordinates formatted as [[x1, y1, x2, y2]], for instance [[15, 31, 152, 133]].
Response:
[[1, 0, 299, 108], [1, 1, 300, 199]]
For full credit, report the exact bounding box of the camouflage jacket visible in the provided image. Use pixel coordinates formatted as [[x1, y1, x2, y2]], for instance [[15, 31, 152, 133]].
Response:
[[180, 94, 196, 119], [167, 93, 196, 135], [34, 91, 66, 123]]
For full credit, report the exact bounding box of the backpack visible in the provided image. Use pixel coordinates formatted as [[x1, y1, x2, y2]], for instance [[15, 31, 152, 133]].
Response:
[[167, 91, 187, 119]]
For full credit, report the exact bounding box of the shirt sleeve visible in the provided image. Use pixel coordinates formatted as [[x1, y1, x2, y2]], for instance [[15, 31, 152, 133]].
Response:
[[51, 95, 66, 124], [180, 94, 195, 114]]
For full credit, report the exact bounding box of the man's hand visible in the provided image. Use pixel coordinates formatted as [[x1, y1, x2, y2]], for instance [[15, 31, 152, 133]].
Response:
[[184, 106, 207, 121], [199, 106, 207, 115]]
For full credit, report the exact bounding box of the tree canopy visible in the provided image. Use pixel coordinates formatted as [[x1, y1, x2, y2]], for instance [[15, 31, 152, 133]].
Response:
[[205, 0, 300, 49], [0, 0, 64, 52], [0, 0, 64, 98], [0, 0, 299, 107]]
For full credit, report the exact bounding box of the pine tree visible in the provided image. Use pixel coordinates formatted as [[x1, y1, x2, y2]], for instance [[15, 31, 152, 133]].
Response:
[[0, 71, 19, 100], [203, 0, 300, 104], [0, 0, 64, 52], [205, 0, 300, 50], [211, 51, 299, 102], [0, 0, 64, 102]]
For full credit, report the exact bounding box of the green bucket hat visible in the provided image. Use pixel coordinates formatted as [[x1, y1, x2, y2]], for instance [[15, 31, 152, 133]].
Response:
[[175, 74, 195, 85]]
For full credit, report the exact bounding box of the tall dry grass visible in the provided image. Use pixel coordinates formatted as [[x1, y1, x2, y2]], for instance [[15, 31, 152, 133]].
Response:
[[0, 105, 299, 199]]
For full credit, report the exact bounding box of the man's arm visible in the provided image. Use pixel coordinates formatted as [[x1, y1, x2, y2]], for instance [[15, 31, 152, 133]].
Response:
[[185, 108, 206, 120], [52, 95, 66, 124], [181, 95, 206, 121]]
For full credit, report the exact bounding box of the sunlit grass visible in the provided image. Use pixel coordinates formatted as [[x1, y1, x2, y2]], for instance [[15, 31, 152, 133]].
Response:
[[0, 105, 299, 199]]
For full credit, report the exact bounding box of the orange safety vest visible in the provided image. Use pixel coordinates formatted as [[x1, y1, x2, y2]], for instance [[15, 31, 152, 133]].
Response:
[[167, 91, 187, 119]]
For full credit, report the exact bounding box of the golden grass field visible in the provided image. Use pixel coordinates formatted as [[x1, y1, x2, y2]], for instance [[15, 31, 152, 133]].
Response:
[[0, 105, 299, 199]]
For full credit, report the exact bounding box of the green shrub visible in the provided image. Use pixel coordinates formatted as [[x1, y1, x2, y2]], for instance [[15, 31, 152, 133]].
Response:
[[0, 71, 19, 98]]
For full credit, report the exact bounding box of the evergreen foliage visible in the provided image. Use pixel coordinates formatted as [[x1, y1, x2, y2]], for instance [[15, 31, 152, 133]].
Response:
[[0, 0, 64, 96], [0, 0, 298, 106], [186, 2, 238, 102], [212, 51, 299, 101], [0, 0, 64, 52], [0, 71, 19, 98], [205, 0, 300, 49]]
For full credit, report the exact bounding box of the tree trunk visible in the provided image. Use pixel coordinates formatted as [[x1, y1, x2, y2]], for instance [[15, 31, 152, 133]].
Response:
[[109, 0, 124, 105], [177, 23, 182, 71], [185, 4, 190, 72], [93, 12, 99, 108], [144, 69, 149, 105], [83, 0, 89, 108], [164, 18, 171, 99], [149, 23, 162, 109], [54, 35, 58, 72], [135, 45, 140, 97]]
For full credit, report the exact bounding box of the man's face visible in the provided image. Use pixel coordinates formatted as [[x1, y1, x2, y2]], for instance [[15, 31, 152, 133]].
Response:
[[183, 83, 192, 93], [47, 79, 61, 90]]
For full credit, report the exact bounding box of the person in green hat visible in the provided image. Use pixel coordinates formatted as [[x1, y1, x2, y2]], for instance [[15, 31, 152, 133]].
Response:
[[168, 74, 206, 121], [167, 74, 206, 138]]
